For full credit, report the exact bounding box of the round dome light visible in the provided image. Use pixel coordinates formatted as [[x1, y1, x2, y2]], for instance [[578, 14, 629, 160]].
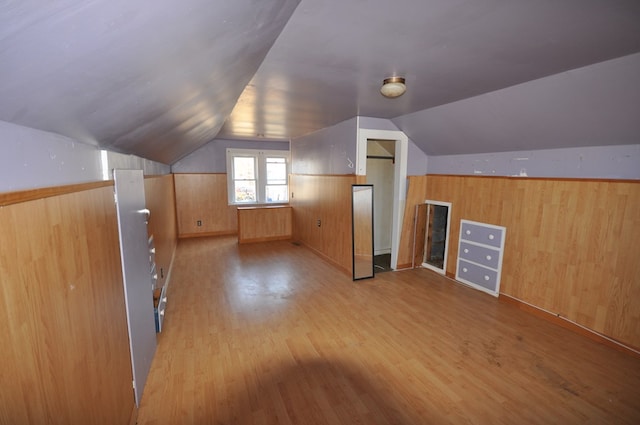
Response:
[[380, 77, 406, 98]]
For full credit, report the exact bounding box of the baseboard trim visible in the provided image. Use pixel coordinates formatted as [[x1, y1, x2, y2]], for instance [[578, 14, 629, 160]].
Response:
[[179, 230, 237, 239], [499, 294, 640, 359], [128, 405, 138, 425], [394, 263, 413, 270], [238, 235, 292, 244], [293, 240, 351, 277]]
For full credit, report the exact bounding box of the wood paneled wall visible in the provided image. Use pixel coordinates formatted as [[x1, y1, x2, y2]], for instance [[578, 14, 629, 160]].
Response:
[[290, 174, 356, 274], [237, 206, 292, 244], [401, 174, 640, 349], [0, 185, 134, 425], [145, 175, 178, 287], [173, 173, 237, 238]]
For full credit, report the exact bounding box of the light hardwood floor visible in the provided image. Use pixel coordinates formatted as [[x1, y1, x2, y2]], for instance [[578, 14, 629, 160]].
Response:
[[137, 236, 640, 425]]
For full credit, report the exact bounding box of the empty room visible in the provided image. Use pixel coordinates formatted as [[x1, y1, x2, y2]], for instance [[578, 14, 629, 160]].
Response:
[[1, 1, 639, 424]]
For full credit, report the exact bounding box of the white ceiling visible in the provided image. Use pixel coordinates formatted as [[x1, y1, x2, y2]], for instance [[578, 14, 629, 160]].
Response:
[[1, 0, 639, 164]]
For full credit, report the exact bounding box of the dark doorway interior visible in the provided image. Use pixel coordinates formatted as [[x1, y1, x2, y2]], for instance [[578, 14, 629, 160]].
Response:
[[374, 253, 392, 273]]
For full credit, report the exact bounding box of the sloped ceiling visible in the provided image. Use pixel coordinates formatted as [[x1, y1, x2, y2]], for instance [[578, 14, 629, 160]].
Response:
[[1, 0, 639, 164]]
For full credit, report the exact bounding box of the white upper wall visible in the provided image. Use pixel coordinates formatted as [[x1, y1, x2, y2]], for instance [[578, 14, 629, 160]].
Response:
[[0, 120, 169, 193], [291, 116, 429, 176], [427, 144, 640, 179], [171, 138, 290, 173], [291, 117, 358, 175]]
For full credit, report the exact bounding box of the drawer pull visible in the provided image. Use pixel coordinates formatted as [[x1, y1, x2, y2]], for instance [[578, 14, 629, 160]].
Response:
[[462, 267, 468, 273], [150, 248, 156, 253], [486, 255, 492, 261], [488, 234, 495, 240], [466, 230, 471, 235], [160, 309, 165, 316], [464, 249, 469, 254], [162, 297, 167, 303], [484, 275, 490, 281]]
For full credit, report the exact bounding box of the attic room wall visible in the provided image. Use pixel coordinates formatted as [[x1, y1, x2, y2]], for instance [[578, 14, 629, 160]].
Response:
[[290, 117, 358, 272], [409, 174, 640, 351], [290, 116, 429, 272], [0, 121, 179, 421], [171, 138, 290, 173], [171, 138, 290, 237], [0, 120, 170, 193], [427, 144, 640, 179], [357, 116, 429, 176], [0, 184, 135, 424]]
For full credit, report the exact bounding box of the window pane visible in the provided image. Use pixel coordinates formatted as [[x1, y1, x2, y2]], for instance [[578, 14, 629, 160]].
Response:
[[266, 159, 287, 182], [234, 181, 256, 202], [234, 157, 255, 180], [266, 185, 288, 203]]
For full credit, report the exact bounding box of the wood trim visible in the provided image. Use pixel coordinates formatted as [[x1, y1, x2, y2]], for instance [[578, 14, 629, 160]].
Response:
[[426, 173, 640, 184], [0, 180, 113, 206], [179, 230, 237, 239], [499, 294, 640, 359], [290, 173, 357, 178], [172, 172, 227, 175], [239, 235, 292, 244]]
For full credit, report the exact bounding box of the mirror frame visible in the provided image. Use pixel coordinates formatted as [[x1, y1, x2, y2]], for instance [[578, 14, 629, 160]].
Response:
[[421, 200, 452, 275], [352, 184, 375, 281]]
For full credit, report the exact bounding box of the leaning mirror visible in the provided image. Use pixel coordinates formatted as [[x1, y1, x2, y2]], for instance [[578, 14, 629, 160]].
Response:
[[352, 184, 374, 280], [422, 200, 451, 275]]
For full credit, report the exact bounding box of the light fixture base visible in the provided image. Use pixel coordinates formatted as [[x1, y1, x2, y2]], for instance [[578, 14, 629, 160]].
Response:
[[380, 76, 406, 98]]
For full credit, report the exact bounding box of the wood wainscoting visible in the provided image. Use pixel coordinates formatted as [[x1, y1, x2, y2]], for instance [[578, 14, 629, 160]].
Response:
[[174, 173, 238, 238], [237, 205, 292, 244], [403, 174, 640, 351], [289, 174, 356, 275], [145, 175, 178, 288], [0, 184, 134, 425]]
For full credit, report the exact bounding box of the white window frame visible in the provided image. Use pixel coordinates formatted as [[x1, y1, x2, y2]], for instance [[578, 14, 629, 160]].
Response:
[[226, 148, 290, 205]]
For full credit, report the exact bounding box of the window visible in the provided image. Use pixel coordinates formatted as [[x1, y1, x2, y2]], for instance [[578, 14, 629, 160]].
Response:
[[226, 149, 290, 205]]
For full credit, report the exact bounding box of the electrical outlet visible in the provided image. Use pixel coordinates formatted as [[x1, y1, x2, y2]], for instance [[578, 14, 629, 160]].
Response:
[[197, 220, 202, 226], [160, 267, 164, 279]]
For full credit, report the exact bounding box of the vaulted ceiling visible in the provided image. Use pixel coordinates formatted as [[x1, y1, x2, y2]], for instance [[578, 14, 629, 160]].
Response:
[[1, 0, 639, 164]]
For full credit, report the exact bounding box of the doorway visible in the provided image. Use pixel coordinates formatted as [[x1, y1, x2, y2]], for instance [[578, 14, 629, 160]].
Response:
[[356, 128, 408, 271], [366, 139, 395, 272]]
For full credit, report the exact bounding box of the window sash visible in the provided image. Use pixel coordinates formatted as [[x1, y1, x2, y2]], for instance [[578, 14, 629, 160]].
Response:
[[227, 149, 290, 205]]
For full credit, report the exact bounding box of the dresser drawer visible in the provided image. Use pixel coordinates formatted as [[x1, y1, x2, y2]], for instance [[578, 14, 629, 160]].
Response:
[[460, 221, 503, 248], [457, 259, 499, 293], [458, 241, 500, 269]]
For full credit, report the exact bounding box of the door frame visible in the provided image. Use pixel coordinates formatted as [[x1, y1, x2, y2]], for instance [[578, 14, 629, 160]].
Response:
[[356, 128, 408, 270]]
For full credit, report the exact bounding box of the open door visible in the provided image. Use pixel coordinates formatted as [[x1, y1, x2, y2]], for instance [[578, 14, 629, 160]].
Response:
[[114, 169, 157, 407]]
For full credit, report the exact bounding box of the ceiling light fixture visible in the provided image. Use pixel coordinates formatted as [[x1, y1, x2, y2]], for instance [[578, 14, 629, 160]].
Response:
[[380, 76, 406, 98]]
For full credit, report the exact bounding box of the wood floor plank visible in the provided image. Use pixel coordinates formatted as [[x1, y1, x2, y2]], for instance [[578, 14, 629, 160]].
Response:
[[137, 236, 640, 424]]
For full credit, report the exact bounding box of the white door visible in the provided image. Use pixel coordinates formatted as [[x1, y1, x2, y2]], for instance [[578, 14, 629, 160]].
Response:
[[114, 169, 157, 407]]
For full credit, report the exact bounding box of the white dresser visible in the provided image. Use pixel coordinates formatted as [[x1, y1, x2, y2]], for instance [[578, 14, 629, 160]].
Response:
[[456, 220, 506, 297]]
